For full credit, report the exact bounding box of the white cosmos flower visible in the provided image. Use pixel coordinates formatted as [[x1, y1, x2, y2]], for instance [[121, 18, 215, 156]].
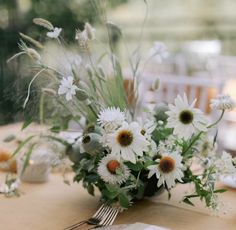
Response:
[[58, 76, 78, 101], [148, 152, 184, 189], [210, 94, 235, 110], [97, 154, 130, 185], [149, 42, 169, 63], [98, 107, 125, 133], [47, 27, 62, 39], [166, 94, 208, 140], [215, 151, 236, 176], [107, 122, 149, 163]]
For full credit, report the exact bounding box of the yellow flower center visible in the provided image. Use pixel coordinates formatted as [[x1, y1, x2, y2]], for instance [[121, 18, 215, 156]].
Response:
[[116, 129, 133, 147], [159, 156, 175, 173], [107, 160, 120, 174]]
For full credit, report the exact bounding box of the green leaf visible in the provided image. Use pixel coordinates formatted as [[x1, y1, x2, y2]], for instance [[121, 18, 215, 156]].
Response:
[[87, 184, 95, 196], [50, 125, 61, 133], [11, 135, 35, 158], [105, 184, 120, 193], [21, 117, 33, 130], [21, 143, 36, 176], [214, 189, 227, 193], [125, 162, 143, 171], [183, 197, 195, 206], [118, 193, 130, 209], [102, 189, 119, 200]]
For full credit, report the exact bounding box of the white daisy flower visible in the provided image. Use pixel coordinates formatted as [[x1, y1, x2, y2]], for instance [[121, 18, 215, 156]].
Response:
[[210, 94, 235, 111], [147, 152, 184, 189], [98, 107, 125, 133], [166, 94, 208, 140], [58, 76, 78, 101], [149, 42, 169, 63], [215, 151, 236, 176], [47, 27, 62, 39], [107, 122, 149, 163], [97, 154, 130, 185]]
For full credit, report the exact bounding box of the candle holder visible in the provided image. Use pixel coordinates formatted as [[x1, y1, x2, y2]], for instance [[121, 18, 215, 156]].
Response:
[[17, 148, 52, 183]]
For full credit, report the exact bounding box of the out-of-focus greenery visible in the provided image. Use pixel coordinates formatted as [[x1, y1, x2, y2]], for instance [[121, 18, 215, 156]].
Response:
[[0, 0, 128, 125]]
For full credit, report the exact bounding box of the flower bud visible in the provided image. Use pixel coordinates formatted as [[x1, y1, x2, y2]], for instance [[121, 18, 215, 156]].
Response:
[[85, 65, 93, 78], [66, 140, 85, 164], [78, 81, 90, 92], [98, 65, 106, 79], [151, 78, 160, 91], [76, 88, 89, 101], [82, 133, 103, 155], [27, 48, 41, 62], [33, 18, 54, 31], [154, 103, 169, 122]]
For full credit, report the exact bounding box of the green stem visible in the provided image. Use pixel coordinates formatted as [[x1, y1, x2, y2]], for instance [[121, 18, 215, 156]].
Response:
[[207, 110, 225, 129], [183, 110, 225, 155], [39, 92, 45, 125]]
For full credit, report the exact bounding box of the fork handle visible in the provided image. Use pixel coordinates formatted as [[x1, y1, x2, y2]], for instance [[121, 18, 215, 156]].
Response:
[[64, 220, 86, 230]]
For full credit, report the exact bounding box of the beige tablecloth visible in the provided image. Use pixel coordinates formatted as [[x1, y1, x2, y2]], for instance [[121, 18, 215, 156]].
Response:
[[0, 123, 236, 230]]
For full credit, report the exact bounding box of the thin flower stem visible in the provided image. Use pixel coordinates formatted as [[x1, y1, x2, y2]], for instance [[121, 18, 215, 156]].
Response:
[[207, 110, 225, 129], [7, 51, 26, 63], [23, 68, 47, 108], [39, 92, 45, 125], [182, 110, 225, 155], [88, 103, 98, 118]]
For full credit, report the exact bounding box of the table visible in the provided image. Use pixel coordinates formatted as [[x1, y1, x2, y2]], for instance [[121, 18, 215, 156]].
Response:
[[0, 123, 236, 230]]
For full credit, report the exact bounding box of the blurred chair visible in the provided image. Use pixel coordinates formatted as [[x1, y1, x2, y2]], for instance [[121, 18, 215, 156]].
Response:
[[140, 73, 225, 115]]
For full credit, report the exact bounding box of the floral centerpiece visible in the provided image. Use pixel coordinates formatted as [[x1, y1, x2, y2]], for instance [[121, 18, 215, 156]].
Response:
[[8, 2, 236, 210]]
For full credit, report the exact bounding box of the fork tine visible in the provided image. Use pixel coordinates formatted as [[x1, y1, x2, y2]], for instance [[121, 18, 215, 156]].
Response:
[[64, 204, 107, 230], [98, 206, 114, 226], [104, 209, 118, 226], [92, 204, 106, 218], [105, 209, 119, 226], [95, 205, 109, 220]]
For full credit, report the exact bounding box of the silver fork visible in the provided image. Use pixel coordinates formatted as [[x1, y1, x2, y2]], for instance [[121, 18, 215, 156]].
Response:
[[89, 207, 120, 229], [64, 204, 110, 230]]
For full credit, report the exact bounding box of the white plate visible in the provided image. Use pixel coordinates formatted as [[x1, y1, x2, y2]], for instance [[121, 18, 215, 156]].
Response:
[[96, 223, 169, 230], [220, 174, 236, 189]]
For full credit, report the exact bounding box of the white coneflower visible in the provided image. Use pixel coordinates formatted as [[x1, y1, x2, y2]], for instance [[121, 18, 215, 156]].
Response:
[[84, 22, 95, 40], [58, 76, 78, 101], [47, 27, 62, 39], [149, 42, 169, 63], [97, 154, 130, 185], [107, 122, 149, 163], [166, 94, 208, 140], [98, 107, 125, 133], [148, 152, 184, 189], [210, 94, 235, 111]]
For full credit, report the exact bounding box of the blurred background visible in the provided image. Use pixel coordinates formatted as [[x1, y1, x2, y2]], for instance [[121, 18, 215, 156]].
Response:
[[1, 0, 236, 152]]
